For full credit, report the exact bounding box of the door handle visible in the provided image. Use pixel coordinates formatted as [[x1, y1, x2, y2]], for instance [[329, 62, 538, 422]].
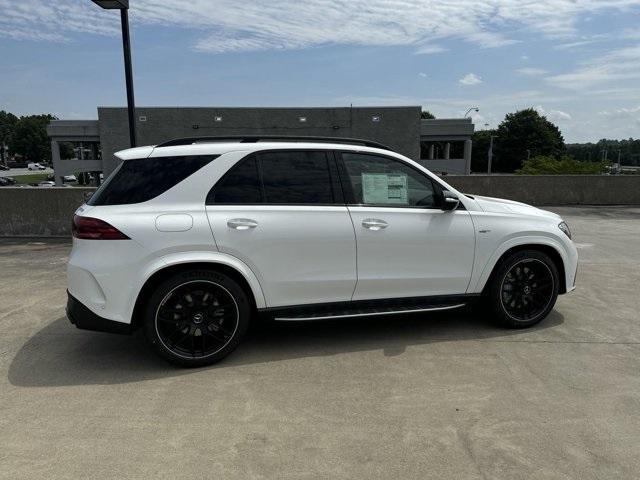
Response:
[[227, 218, 258, 230], [362, 219, 388, 231]]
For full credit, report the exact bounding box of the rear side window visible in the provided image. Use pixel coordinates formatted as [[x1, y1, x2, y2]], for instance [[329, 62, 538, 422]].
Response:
[[89, 155, 217, 206], [207, 150, 338, 205], [259, 151, 334, 204], [207, 156, 262, 204]]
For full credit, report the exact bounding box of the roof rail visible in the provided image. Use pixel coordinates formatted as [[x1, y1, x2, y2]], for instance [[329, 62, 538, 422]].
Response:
[[155, 135, 391, 150]]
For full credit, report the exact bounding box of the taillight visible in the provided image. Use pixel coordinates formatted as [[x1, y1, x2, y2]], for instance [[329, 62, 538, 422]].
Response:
[[72, 215, 130, 240]]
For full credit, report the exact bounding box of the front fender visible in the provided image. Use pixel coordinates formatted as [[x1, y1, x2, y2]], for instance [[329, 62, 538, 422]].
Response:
[[470, 234, 572, 293], [126, 250, 267, 321]]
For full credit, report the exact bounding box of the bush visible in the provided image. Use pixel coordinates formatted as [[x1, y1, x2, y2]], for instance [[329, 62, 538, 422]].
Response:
[[516, 155, 607, 175]]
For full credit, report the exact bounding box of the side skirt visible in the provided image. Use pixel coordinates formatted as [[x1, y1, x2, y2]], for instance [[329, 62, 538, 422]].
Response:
[[259, 294, 480, 322]]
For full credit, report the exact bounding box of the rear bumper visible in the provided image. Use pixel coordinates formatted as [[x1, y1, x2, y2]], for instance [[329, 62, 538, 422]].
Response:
[[66, 292, 131, 335]]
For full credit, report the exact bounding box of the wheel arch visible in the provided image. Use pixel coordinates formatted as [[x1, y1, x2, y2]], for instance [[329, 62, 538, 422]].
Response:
[[130, 255, 266, 330], [477, 241, 568, 295]]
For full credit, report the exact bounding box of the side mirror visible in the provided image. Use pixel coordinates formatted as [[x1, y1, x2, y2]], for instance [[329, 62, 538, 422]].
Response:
[[83, 191, 94, 202], [441, 191, 459, 211]]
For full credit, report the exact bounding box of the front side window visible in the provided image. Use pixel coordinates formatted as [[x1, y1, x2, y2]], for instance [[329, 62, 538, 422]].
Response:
[[89, 155, 217, 206], [340, 152, 441, 208], [207, 150, 337, 205]]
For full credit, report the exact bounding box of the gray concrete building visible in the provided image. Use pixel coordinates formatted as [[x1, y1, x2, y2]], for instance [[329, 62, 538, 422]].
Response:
[[47, 106, 474, 185]]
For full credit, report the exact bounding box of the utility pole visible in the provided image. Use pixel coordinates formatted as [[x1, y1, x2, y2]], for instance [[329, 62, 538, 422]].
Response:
[[488, 135, 497, 174]]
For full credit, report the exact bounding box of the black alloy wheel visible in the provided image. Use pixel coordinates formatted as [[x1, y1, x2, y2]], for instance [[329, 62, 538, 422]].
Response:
[[156, 280, 239, 359], [144, 270, 251, 367], [489, 250, 559, 328], [500, 259, 554, 321]]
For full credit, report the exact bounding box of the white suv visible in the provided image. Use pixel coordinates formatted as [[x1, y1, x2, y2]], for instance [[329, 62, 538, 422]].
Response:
[[67, 136, 578, 367]]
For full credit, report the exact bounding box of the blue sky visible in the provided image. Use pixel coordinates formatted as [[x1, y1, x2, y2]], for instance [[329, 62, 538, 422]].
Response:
[[1, 1, 640, 143]]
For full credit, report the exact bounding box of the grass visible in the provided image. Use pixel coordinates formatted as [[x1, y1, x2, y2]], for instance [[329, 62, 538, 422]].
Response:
[[12, 173, 49, 185]]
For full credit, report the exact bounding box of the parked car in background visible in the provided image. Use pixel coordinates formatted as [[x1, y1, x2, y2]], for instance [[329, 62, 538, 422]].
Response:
[[63, 174, 77, 183], [38, 181, 55, 187], [0, 176, 17, 186], [0, 164, 9, 171], [28, 163, 46, 171]]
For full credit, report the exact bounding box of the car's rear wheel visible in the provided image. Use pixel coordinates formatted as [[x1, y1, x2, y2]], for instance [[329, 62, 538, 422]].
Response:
[[489, 250, 559, 328], [143, 269, 251, 367]]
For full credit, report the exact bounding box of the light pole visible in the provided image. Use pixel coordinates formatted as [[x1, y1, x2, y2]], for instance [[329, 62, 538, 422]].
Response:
[[487, 135, 498, 174], [91, 0, 136, 148], [464, 107, 479, 118]]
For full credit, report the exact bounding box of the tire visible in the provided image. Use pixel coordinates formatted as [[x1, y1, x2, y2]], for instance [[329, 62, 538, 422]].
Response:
[[143, 269, 251, 367], [488, 250, 559, 328]]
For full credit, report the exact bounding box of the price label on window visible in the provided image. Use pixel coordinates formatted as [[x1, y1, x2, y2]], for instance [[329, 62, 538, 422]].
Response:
[[362, 173, 408, 204]]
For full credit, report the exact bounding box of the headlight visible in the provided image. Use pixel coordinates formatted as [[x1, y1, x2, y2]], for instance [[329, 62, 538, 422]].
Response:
[[558, 221, 572, 239]]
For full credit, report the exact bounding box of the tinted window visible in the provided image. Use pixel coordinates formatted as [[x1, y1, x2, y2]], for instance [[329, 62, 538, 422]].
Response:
[[89, 155, 216, 206], [341, 153, 440, 207], [207, 156, 262, 204], [259, 151, 334, 204], [207, 151, 336, 205]]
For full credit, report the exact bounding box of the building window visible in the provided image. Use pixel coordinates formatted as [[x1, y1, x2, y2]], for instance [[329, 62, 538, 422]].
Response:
[[420, 141, 465, 160]]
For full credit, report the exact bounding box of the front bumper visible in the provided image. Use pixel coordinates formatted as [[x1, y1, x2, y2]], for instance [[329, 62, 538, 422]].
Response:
[[66, 292, 131, 335]]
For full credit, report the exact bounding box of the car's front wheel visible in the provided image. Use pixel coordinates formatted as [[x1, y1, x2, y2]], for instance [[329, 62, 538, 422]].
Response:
[[143, 269, 251, 367], [488, 250, 559, 328]]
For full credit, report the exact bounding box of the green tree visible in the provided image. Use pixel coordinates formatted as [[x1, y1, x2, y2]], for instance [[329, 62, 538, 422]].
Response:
[[0, 110, 18, 164], [420, 110, 435, 119], [516, 155, 607, 175], [567, 138, 640, 166], [8, 114, 57, 163], [470, 129, 495, 173], [59, 141, 76, 159], [493, 108, 565, 172]]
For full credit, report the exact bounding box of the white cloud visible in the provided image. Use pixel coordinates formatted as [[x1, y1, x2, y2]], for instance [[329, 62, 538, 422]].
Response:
[[535, 105, 572, 121], [0, 1, 118, 40], [418, 72, 428, 78], [459, 73, 482, 86], [517, 67, 548, 76], [2, 0, 640, 53], [414, 44, 447, 55], [546, 45, 640, 89], [554, 33, 610, 50], [599, 105, 640, 118], [621, 29, 640, 40]]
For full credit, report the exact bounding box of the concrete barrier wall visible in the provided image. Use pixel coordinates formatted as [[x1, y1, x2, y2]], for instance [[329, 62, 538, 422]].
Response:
[[1, 175, 639, 237], [0, 187, 93, 237], [445, 175, 640, 206]]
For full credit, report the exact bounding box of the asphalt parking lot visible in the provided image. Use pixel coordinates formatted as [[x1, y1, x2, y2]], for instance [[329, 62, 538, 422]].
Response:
[[1, 206, 639, 479]]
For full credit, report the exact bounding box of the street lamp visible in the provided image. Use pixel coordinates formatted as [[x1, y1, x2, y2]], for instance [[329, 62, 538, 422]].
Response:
[[464, 107, 479, 118], [487, 135, 498, 174], [91, 0, 136, 148]]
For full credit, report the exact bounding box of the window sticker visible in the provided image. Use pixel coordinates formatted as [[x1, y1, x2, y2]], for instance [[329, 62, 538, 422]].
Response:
[[362, 173, 408, 204]]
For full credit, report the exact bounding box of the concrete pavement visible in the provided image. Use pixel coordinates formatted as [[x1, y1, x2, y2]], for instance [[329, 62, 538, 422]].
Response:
[[1, 206, 639, 479]]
